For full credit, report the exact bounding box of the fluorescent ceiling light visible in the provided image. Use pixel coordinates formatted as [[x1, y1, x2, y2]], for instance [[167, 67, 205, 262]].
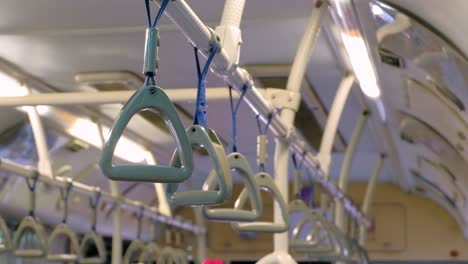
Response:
[[0, 71, 29, 97], [67, 118, 146, 163], [341, 33, 381, 99]]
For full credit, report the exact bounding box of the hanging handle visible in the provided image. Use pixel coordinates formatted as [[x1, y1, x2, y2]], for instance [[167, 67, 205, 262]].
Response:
[[0, 215, 11, 252], [13, 173, 47, 258], [202, 152, 263, 221], [100, 0, 193, 183], [47, 178, 80, 262], [100, 86, 194, 183], [166, 125, 232, 206], [231, 173, 289, 233], [12, 215, 48, 258]]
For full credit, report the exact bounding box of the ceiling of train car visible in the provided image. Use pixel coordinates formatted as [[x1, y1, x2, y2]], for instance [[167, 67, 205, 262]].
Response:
[[0, 0, 466, 238], [0, 0, 387, 188]]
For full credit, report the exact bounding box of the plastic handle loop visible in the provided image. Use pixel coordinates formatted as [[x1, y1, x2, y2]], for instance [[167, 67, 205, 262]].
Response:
[[158, 246, 179, 264], [202, 152, 263, 222], [100, 85, 194, 183], [13, 216, 48, 258], [232, 172, 289, 233], [0, 215, 11, 253], [123, 240, 146, 264], [79, 231, 107, 264], [298, 217, 351, 260], [138, 242, 162, 263], [47, 223, 80, 262], [290, 213, 334, 253], [166, 125, 232, 206]]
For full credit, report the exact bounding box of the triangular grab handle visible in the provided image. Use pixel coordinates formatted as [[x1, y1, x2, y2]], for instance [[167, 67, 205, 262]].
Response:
[[123, 239, 146, 264], [100, 85, 194, 183], [47, 223, 80, 262], [79, 231, 107, 264], [138, 242, 162, 263], [232, 172, 289, 233], [202, 152, 263, 221], [13, 216, 48, 258], [0, 215, 11, 253], [166, 125, 232, 206]]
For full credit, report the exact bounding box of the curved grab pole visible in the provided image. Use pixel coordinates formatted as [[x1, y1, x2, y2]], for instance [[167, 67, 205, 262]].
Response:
[[13, 174, 48, 258], [123, 205, 146, 264], [202, 152, 263, 221], [232, 173, 289, 233], [79, 187, 107, 264], [0, 214, 11, 253], [47, 178, 80, 262]]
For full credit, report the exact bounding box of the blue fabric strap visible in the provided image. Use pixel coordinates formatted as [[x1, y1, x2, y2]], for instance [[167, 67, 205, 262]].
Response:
[[59, 181, 73, 223], [88, 191, 102, 231], [25, 172, 40, 217], [193, 44, 219, 128], [228, 85, 248, 153], [291, 151, 306, 170], [255, 112, 275, 135]]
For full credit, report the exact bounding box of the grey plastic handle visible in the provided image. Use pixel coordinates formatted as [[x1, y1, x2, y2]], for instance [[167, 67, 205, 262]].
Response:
[[290, 214, 350, 261], [232, 172, 289, 233], [202, 152, 263, 221], [100, 85, 194, 183], [166, 125, 232, 206], [158, 246, 179, 264], [123, 239, 145, 264], [13, 216, 48, 258], [0, 215, 11, 253], [79, 231, 107, 264], [138, 242, 161, 263], [47, 223, 80, 262], [290, 213, 334, 253]]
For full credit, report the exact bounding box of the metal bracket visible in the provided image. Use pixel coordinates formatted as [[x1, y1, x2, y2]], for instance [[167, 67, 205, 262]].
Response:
[[265, 88, 301, 112]]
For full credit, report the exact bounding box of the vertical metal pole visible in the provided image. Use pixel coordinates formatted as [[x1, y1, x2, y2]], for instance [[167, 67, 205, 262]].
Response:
[[97, 122, 122, 264], [25, 106, 54, 178], [144, 151, 172, 217], [359, 154, 385, 247], [335, 110, 369, 231], [194, 207, 206, 263], [274, 1, 327, 254]]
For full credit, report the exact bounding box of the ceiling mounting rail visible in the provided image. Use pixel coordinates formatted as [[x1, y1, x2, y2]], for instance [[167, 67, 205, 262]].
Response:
[[0, 158, 204, 234]]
